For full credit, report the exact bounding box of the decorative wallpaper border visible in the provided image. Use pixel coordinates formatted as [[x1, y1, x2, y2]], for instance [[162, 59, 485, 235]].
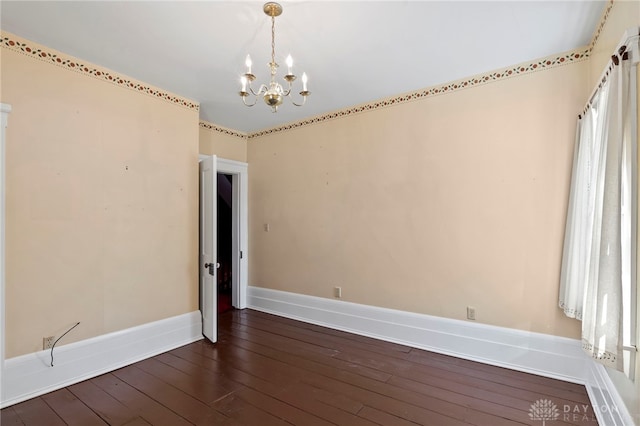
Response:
[[589, 0, 615, 52], [247, 47, 591, 139], [1, 32, 199, 112], [199, 121, 247, 140]]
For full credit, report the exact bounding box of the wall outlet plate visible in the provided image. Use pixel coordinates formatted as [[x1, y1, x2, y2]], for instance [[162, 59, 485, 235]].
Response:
[[43, 336, 55, 350], [466, 307, 476, 321]]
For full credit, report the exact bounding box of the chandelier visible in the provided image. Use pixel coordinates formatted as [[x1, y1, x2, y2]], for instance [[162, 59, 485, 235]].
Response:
[[239, 2, 310, 112]]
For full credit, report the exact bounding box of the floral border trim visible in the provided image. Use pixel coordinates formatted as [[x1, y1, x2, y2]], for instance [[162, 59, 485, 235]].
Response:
[[589, 0, 615, 52], [247, 48, 590, 139], [1, 32, 199, 111], [199, 121, 247, 140]]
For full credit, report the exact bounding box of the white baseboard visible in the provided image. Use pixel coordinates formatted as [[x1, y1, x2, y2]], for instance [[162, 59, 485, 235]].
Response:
[[248, 286, 633, 426], [0, 310, 203, 408], [585, 361, 636, 426]]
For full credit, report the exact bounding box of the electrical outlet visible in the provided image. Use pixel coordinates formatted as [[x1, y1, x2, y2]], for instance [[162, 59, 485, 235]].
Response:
[[334, 286, 342, 298], [43, 336, 55, 350], [466, 307, 476, 321]]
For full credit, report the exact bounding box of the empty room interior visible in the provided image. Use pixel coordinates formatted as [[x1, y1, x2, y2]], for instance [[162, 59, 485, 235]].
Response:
[[0, 1, 639, 425]]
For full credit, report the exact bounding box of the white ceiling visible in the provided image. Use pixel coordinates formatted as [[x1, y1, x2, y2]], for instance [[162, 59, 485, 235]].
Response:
[[1, 1, 606, 134]]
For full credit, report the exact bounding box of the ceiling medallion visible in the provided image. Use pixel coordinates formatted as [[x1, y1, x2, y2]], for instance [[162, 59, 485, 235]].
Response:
[[239, 2, 310, 112]]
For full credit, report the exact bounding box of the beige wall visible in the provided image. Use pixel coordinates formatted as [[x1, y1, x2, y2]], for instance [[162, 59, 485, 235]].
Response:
[[586, 1, 640, 422], [2, 34, 200, 358], [248, 58, 586, 339], [199, 124, 247, 162]]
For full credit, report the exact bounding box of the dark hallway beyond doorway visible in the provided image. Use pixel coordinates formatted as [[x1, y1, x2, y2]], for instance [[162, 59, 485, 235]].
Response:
[[217, 173, 233, 313]]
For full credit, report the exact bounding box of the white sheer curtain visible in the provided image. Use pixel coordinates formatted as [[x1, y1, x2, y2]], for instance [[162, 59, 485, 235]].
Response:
[[559, 53, 634, 371], [559, 119, 593, 321]]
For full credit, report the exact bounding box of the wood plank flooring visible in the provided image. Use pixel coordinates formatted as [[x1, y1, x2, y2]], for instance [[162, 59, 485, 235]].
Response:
[[1, 309, 599, 425]]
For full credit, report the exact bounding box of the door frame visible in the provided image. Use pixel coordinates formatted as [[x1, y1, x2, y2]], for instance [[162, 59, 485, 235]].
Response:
[[199, 155, 248, 310], [0, 103, 11, 405]]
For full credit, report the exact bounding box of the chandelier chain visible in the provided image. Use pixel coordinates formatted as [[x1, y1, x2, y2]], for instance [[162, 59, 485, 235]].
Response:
[[271, 15, 276, 66]]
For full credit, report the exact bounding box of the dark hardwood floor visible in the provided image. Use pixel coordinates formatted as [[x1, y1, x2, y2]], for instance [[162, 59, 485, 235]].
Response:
[[1, 309, 599, 425]]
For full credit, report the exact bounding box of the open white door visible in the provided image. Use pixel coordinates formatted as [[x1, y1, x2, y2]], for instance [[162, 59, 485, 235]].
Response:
[[199, 155, 217, 343]]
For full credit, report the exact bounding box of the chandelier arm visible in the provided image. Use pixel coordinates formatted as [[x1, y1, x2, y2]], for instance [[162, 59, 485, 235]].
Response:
[[241, 95, 258, 107], [281, 77, 295, 97], [291, 92, 309, 107], [248, 84, 269, 96]]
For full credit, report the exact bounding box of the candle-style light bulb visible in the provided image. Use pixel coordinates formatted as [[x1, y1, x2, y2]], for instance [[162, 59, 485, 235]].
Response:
[[285, 54, 293, 75], [240, 76, 247, 92], [302, 72, 308, 91], [245, 55, 252, 74]]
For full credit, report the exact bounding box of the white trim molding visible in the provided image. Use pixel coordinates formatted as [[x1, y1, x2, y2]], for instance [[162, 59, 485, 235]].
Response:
[[0, 310, 203, 408], [585, 361, 637, 426], [248, 286, 633, 425], [216, 158, 248, 310], [0, 103, 12, 407]]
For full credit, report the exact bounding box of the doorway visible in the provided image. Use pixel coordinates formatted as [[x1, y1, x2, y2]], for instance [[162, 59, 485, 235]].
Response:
[[198, 155, 248, 343]]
